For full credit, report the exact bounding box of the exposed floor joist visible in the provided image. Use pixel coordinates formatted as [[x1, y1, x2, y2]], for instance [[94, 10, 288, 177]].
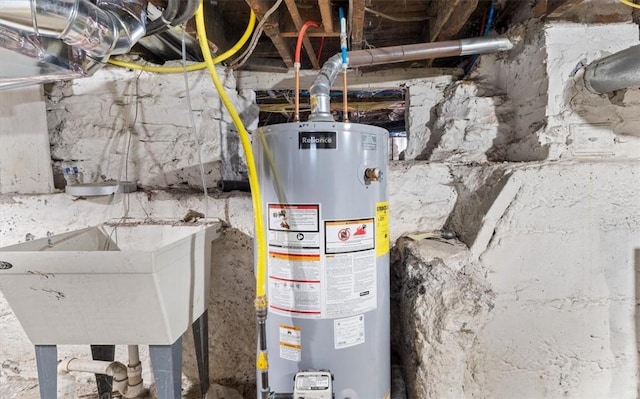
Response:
[[283, 0, 320, 69], [535, 0, 587, 18], [245, 0, 294, 68], [318, 0, 334, 33], [280, 31, 340, 38], [350, 0, 366, 50], [428, 0, 479, 41], [236, 67, 462, 90], [437, 0, 479, 40]]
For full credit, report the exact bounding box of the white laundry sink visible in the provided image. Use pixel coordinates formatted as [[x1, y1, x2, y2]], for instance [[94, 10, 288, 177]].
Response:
[[0, 221, 220, 345]]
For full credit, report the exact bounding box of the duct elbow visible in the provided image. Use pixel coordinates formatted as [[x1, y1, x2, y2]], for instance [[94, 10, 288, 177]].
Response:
[[97, 0, 148, 55], [309, 53, 343, 121]]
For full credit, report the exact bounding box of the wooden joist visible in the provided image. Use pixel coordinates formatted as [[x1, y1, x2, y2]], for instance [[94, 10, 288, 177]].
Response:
[[245, 0, 294, 68], [535, 0, 587, 18], [428, 0, 479, 42], [318, 0, 334, 33], [350, 0, 366, 50], [280, 31, 340, 38], [284, 0, 320, 68]]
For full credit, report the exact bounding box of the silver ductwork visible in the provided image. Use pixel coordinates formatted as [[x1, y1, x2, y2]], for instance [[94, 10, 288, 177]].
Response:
[[583, 44, 640, 94], [0, 0, 148, 89], [309, 36, 513, 120]]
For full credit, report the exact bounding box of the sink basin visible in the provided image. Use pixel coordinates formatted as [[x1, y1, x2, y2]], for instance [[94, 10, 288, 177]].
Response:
[[0, 221, 220, 345]]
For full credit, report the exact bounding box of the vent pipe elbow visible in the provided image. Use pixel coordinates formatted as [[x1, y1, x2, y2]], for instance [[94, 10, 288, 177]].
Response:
[[309, 53, 343, 121], [584, 44, 640, 94]]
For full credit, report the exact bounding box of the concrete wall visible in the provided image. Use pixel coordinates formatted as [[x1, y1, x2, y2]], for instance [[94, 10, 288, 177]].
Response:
[[1, 21, 639, 399]]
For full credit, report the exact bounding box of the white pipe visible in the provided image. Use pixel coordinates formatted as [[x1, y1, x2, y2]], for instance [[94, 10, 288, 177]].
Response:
[[125, 345, 145, 398], [58, 357, 146, 398], [58, 358, 127, 377], [127, 345, 140, 368]]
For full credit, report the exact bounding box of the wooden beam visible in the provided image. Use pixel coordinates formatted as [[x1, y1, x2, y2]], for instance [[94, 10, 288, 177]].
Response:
[[350, 0, 366, 50], [283, 0, 320, 69], [280, 31, 340, 38], [236, 67, 463, 90], [318, 0, 334, 33], [546, 0, 587, 18], [428, 0, 479, 42], [534, 0, 587, 18], [438, 0, 479, 40], [245, 0, 294, 68], [534, 0, 549, 18]]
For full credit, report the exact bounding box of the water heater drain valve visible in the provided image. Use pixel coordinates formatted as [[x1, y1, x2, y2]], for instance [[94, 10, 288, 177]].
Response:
[[293, 370, 333, 399]]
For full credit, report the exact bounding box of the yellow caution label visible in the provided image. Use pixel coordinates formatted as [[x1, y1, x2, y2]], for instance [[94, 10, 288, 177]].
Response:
[[375, 201, 389, 256]]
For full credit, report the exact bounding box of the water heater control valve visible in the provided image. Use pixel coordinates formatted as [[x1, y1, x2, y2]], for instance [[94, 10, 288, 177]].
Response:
[[293, 370, 333, 399]]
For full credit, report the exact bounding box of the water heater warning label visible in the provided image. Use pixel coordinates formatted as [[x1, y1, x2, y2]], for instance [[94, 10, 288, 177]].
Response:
[[375, 202, 389, 256], [334, 314, 365, 349], [279, 324, 302, 362], [268, 204, 319, 232], [325, 219, 375, 254], [268, 203, 323, 318], [324, 250, 377, 318]]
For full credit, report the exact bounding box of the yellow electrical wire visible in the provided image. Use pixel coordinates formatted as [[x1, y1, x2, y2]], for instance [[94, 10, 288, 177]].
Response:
[[194, 2, 268, 299], [108, 10, 257, 73], [620, 0, 640, 8]]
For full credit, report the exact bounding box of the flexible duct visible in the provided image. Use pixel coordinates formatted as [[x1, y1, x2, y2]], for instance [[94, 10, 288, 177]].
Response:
[[0, 0, 148, 62], [583, 44, 640, 94], [309, 37, 513, 120]]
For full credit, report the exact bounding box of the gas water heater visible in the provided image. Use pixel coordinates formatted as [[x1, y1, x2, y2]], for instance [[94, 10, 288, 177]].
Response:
[[254, 120, 390, 399]]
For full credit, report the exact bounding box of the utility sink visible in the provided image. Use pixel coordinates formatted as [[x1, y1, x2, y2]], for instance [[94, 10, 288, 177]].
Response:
[[0, 221, 220, 345]]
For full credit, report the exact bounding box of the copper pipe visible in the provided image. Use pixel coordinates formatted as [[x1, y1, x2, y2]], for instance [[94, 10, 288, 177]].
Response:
[[294, 67, 300, 121], [342, 68, 349, 122]]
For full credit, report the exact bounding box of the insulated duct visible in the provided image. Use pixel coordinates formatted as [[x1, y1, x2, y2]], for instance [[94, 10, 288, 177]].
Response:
[[583, 44, 640, 94], [309, 37, 513, 120], [0, 0, 148, 89]]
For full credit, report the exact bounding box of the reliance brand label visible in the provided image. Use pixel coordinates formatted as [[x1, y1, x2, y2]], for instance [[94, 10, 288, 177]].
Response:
[[299, 131, 337, 149]]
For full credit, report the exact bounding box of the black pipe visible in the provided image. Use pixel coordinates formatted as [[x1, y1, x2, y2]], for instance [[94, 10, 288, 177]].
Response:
[[217, 180, 251, 192], [144, 0, 180, 37]]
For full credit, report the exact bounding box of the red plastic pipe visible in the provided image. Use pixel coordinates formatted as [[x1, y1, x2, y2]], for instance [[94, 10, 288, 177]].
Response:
[[295, 21, 320, 64]]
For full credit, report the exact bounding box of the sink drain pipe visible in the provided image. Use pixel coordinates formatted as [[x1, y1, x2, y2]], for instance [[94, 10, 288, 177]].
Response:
[[58, 346, 146, 398]]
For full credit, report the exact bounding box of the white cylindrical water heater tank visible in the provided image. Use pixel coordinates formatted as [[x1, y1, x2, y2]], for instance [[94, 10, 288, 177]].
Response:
[[254, 121, 390, 399]]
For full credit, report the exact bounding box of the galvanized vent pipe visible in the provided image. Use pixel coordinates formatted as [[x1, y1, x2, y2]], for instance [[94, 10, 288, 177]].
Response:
[[309, 37, 513, 120], [0, 0, 148, 62], [583, 44, 640, 94]]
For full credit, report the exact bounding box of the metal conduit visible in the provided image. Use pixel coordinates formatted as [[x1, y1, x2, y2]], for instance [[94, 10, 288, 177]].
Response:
[[309, 36, 513, 120]]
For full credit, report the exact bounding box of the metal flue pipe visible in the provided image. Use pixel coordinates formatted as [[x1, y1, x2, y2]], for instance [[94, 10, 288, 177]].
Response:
[[0, 0, 148, 61], [584, 44, 640, 94], [309, 36, 513, 120]]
